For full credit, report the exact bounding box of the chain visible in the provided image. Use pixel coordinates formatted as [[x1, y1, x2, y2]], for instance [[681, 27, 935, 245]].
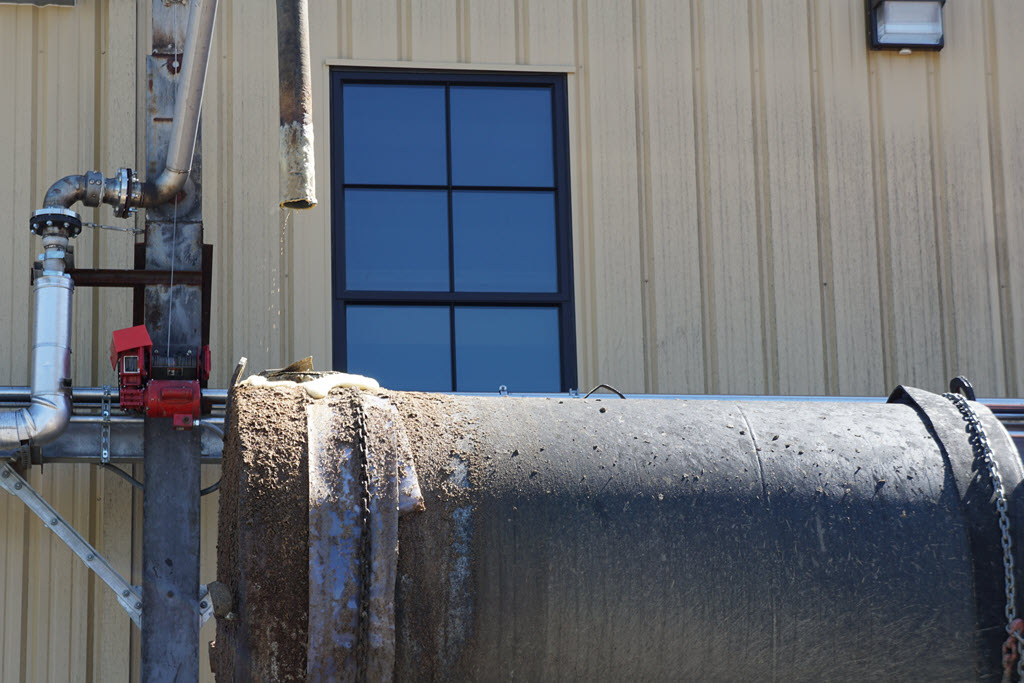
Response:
[[101, 385, 112, 464], [943, 391, 1024, 680], [354, 406, 371, 682], [82, 222, 143, 235]]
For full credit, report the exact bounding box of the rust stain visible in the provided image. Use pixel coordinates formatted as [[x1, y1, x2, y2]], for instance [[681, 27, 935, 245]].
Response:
[[164, 54, 182, 75]]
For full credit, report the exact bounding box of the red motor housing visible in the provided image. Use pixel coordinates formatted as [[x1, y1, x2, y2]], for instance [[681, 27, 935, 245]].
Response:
[[145, 380, 201, 428]]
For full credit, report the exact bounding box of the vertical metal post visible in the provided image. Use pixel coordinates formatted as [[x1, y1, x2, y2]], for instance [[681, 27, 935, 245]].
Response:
[[142, 1, 204, 679]]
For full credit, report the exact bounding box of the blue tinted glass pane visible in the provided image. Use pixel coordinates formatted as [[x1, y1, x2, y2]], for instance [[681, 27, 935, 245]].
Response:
[[347, 306, 452, 391], [345, 189, 449, 291], [455, 307, 560, 392], [453, 191, 557, 292], [343, 84, 447, 184], [450, 86, 554, 187]]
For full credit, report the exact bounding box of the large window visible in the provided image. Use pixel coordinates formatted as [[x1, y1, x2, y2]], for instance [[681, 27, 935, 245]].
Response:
[[330, 70, 576, 392]]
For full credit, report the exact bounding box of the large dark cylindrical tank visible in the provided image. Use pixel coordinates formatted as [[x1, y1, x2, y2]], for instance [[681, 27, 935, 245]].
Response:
[[213, 385, 1024, 682]]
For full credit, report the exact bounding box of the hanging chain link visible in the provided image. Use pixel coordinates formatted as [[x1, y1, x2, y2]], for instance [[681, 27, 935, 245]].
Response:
[[82, 222, 143, 235], [943, 391, 1024, 681], [354, 406, 372, 683], [100, 385, 112, 464]]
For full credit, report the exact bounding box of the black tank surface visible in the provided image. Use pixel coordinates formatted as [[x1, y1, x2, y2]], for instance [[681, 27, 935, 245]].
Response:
[[213, 385, 1024, 682], [390, 388, 1022, 681]]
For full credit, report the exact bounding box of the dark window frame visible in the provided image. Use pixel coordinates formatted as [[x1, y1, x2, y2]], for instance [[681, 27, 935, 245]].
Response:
[[329, 68, 577, 392]]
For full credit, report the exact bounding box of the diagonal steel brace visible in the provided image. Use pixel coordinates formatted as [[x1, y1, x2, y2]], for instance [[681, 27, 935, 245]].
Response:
[[0, 461, 214, 629]]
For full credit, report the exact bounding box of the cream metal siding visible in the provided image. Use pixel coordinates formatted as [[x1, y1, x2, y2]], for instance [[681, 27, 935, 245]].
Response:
[[0, 0, 1022, 680]]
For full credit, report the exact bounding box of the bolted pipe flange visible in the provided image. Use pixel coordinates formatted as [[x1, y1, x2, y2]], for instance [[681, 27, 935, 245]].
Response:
[[113, 168, 139, 218], [30, 208, 82, 238]]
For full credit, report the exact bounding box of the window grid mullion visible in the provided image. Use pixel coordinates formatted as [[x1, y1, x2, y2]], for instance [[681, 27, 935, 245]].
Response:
[[445, 84, 457, 391], [342, 183, 557, 192]]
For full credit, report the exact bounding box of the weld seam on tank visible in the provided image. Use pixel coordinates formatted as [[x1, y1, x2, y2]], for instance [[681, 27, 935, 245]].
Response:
[[737, 403, 783, 678]]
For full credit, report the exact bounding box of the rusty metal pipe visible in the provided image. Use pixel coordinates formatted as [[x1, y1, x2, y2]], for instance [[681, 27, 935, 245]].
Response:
[[276, 0, 317, 210]]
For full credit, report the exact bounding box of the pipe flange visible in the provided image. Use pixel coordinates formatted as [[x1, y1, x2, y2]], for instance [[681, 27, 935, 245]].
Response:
[[30, 208, 82, 238], [83, 171, 104, 207], [113, 168, 138, 218]]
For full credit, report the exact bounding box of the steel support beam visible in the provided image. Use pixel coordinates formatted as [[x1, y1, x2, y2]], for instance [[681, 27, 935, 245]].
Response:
[[142, 1, 207, 679], [142, 421, 202, 679]]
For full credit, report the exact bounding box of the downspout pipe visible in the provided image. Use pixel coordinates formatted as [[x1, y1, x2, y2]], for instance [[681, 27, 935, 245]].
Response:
[[276, 0, 317, 209], [41, 0, 219, 213]]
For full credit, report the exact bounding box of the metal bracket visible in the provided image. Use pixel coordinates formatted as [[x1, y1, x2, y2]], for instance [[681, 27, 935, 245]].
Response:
[[199, 584, 214, 627], [101, 385, 112, 464]]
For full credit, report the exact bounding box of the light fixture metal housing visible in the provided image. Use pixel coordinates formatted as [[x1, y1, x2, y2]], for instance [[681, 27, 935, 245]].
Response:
[[867, 0, 945, 52]]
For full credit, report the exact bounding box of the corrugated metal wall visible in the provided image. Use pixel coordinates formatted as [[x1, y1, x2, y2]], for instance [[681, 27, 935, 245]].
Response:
[[1, 0, 1023, 680]]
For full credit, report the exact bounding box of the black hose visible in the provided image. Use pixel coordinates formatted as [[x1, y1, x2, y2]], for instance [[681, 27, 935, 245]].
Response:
[[583, 383, 626, 399], [99, 463, 143, 491], [101, 461, 219, 497]]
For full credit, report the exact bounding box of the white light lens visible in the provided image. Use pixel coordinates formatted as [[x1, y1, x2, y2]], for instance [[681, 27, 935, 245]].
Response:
[[876, 1, 943, 46]]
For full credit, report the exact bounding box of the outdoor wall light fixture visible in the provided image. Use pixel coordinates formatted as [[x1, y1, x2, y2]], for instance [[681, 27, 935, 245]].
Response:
[[867, 0, 945, 52]]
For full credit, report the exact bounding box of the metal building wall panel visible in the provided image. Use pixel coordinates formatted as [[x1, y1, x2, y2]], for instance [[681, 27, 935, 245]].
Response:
[[693, 0, 767, 394], [467, 0, 516, 64], [811, 0, 885, 397], [0, 8, 33, 390], [351, 0, 399, 61], [523, 0, 575, 71], [577, 0, 646, 393], [874, 54, 947, 391], [637, 0, 705, 394], [409, 0, 459, 63], [991, 0, 1024, 396], [934, 1, 1005, 395], [757, 2, 827, 396]]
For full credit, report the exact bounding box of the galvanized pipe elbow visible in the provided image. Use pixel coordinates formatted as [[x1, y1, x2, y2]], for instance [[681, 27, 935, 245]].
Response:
[[19, 393, 72, 447], [42, 175, 87, 209], [136, 168, 190, 208]]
